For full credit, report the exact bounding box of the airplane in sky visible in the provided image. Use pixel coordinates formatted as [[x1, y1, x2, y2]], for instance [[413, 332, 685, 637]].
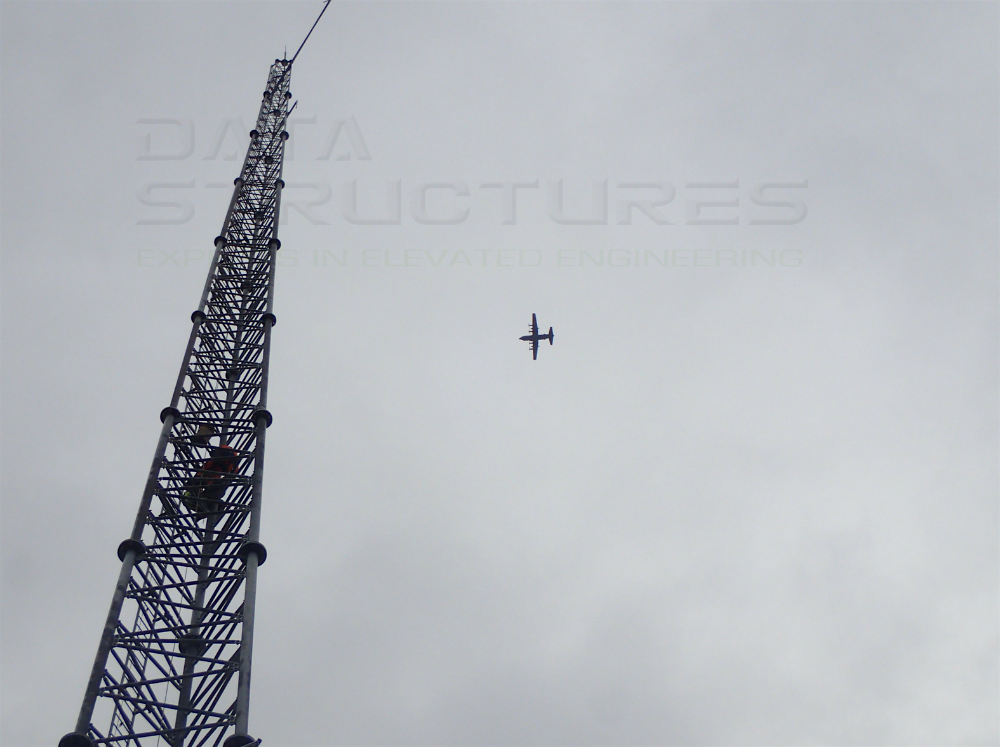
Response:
[[519, 313, 554, 360]]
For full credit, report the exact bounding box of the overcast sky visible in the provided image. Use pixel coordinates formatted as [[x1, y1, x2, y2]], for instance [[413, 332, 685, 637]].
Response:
[[2, 1, 998, 745]]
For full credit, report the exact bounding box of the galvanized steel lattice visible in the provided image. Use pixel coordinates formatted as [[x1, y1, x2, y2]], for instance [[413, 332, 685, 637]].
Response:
[[64, 59, 293, 747]]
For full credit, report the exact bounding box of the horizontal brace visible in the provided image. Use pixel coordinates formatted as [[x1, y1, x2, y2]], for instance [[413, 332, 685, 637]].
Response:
[[110, 643, 238, 667], [94, 689, 226, 719], [87, 717, 236, 744]]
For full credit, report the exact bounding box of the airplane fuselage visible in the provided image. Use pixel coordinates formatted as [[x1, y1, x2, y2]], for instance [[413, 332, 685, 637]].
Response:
[[520, 313, 554, 359]]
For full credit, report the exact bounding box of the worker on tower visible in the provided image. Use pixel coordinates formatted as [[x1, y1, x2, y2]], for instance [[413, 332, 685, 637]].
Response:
[[181, 444, 240, 515]]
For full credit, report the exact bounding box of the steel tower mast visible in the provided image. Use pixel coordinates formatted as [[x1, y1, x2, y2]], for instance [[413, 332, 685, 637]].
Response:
[[60, 52, 296, 747]]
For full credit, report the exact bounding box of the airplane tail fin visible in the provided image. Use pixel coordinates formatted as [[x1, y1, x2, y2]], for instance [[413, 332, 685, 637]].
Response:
[[549, 327, 554, 345]]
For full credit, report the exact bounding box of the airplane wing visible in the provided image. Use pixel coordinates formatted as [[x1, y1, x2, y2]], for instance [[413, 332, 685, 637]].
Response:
[[531, 313, 538, 336], [532, 339, 538, 360]]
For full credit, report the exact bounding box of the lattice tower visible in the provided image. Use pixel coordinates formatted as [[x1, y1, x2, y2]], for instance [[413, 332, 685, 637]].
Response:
[[60, 56, 293, 747]]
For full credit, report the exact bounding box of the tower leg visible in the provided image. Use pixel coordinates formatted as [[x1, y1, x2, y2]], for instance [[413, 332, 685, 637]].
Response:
[[234, 408, 270, 734], [173, 513, 220, 745]]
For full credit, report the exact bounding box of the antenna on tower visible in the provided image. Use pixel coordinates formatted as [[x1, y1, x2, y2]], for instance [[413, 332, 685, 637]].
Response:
[[291, 0, 332, 64]]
